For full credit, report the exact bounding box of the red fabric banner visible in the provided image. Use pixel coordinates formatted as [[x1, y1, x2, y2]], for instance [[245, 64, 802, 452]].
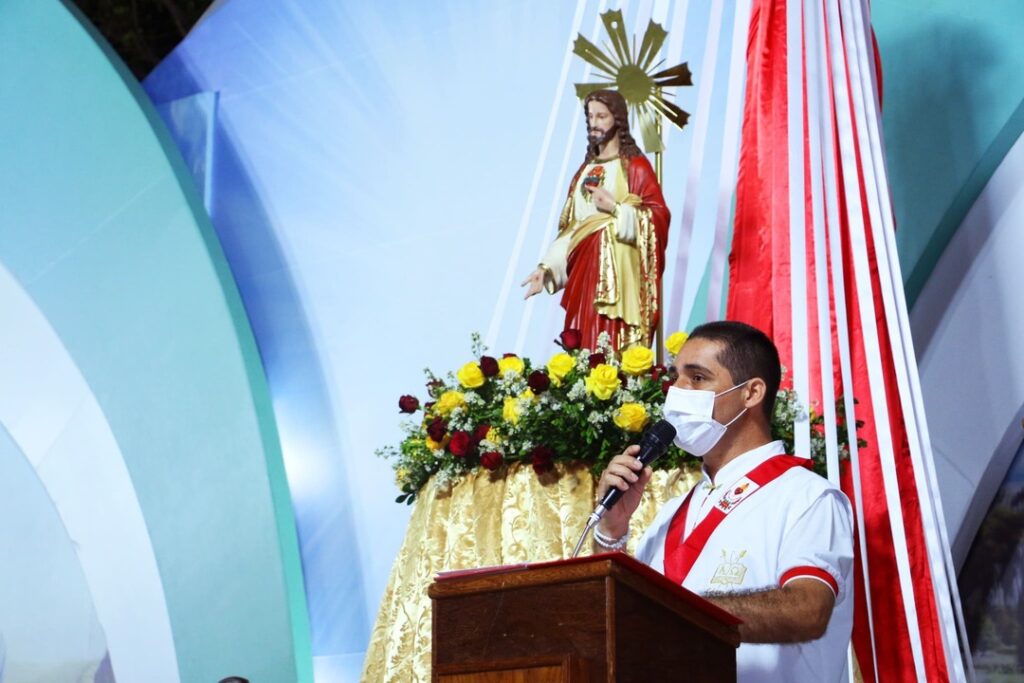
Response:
[[724, 0, 951, 680]]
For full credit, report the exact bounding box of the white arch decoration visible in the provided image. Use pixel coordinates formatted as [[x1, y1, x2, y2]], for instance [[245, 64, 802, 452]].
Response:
[[0, 264, 179, 683], [912, 128, 1024, 568]]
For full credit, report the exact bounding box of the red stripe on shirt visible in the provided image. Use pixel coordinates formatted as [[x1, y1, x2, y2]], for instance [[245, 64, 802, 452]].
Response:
[[780, 565, 839, 598]]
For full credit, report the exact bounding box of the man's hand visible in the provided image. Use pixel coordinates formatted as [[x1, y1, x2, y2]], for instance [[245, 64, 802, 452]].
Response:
[[584, 184, 617, 213], [595, 445, 652, 539], [520, 268, 545, 299]]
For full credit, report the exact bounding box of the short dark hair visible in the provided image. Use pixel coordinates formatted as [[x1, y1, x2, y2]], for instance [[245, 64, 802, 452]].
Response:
[[688, 321, 781, 421]]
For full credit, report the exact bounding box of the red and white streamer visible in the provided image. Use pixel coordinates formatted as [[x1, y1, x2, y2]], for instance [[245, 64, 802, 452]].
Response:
[[726, 0, 971, 679]]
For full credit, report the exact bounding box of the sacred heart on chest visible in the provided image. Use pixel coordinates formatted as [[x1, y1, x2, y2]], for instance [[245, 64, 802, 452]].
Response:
[[581, 165, 606, 200]]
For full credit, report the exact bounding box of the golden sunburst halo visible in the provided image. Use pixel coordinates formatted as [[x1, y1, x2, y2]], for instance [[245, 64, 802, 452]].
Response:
[[573, 10, 693, 153]]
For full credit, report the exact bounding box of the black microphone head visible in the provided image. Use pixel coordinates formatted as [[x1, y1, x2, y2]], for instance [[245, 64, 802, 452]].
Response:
[[635, 419, 677, 467], [644, 419, 677, 446]]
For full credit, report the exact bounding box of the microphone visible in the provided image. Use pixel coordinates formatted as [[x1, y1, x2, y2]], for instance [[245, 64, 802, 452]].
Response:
[[592, 419, 677, 520], [570, 419, 677, 557]]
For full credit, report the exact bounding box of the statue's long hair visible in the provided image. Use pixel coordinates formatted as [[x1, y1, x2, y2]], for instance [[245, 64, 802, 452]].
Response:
[[583, 89, 643, 162]]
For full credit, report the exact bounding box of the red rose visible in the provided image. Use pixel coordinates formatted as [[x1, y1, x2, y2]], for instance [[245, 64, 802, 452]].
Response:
[[472, 423, 491, 444], [481, 451, 503, 471], [448, 430, 474, 457], [426, 417, 447, 442], [426, 379, 445, 398], [398, 395, 420, 413], [588, 352, 606, 369], [559, 329, 583, 350], [527, 370, 551, 393], [530, 445, 555, 475], [650, 365, 667, 381], [479, 355, 499, 377], [502, 352, 519, 359], [661, 380, 673, 395]]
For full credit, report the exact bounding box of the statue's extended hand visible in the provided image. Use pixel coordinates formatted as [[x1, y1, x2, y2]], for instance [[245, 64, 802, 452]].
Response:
[[584, 185, 617, 213], [521, 268, 545, 299]]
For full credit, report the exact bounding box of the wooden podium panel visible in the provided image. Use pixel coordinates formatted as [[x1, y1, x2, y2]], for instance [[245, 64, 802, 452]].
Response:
[[429, 553, 740, 682], [436, 654, 589, 682]]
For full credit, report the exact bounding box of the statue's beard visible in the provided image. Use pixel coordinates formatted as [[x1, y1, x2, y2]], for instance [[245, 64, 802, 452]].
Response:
[[588, 124, 618, 147]]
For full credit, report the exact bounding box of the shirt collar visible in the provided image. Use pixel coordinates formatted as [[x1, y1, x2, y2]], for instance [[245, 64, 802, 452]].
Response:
[[700, 440, 787, 488]]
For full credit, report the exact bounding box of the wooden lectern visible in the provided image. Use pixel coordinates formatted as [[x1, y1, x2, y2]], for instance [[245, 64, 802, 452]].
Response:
[[429, 552, 741, 682]]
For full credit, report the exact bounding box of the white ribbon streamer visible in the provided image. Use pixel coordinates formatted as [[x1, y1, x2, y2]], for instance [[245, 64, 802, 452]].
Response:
[[705, 0, 753, 321], [842, 0, 972, 678], [824, 0, 928, 677], [486, 0, 588, 350], [787, 0, 811, 460]]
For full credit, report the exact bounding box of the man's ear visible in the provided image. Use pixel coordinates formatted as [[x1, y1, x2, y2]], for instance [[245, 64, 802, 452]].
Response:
[[744, 378, 767, 411]]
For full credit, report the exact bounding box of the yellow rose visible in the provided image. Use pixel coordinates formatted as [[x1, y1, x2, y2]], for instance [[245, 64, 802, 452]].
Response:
[[546, 352, 575, 385], [502, 396, 521, 424], [484, 426, 501, 445], [585, 364, 621, 400], [456, 361, 485, 388], [620, 346, 654, 375], [394, 467, 410, 487], [613, 403, 649, 432], [498, 355, 525, 376], [666, 331, 689, 356], [435, 390, 466, 415], [425, 435, 448, 451]]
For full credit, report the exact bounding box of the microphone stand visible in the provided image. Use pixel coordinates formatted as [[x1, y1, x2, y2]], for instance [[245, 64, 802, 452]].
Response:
[[570, 509, 604, 558]]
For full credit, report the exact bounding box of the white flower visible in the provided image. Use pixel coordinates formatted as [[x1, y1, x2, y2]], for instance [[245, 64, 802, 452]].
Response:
[[617, 391, 636, 404], [479, 438, 503, 454], [435, 469, 456, 490], [567, 379, 587, 400], [540, 395, 563, 411]]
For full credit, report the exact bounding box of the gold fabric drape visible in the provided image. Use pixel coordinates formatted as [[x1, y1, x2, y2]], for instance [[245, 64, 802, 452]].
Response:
[[360, 462, 700, 683]]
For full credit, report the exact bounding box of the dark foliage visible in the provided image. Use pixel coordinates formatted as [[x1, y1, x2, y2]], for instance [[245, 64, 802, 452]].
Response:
[[71, 0, 213, 79]]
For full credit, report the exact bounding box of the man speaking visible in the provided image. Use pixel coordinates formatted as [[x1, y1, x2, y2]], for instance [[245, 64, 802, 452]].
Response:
[[595, 321, 854, 682]]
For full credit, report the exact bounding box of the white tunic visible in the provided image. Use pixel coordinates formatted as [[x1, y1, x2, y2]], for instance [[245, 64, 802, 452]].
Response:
[[634, 441, 855, 683]]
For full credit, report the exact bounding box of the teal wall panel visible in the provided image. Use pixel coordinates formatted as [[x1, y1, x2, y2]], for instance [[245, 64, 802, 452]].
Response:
[[874, 0, 1024, 305], [0, 1, 311, 681]]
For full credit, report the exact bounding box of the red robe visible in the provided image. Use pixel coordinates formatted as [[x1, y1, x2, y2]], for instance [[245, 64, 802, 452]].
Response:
[[559, 154, 670, 350]]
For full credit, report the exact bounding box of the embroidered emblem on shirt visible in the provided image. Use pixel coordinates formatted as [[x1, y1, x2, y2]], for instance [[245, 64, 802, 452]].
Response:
[[710, 550, 748, 585], [715, 477, 761, 513]]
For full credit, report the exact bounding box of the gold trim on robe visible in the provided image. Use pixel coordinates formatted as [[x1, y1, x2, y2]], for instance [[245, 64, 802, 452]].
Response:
[[550, 157, 660, 349]]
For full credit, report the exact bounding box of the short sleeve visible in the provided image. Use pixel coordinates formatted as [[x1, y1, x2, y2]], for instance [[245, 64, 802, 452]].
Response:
[[777, 487, 854, 600]]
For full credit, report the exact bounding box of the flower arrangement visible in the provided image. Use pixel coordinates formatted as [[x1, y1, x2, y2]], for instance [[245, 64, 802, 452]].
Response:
[[379, 330, 853, 504]]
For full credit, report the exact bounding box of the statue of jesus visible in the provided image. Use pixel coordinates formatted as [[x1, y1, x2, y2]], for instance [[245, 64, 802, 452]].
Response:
[[521, 89, 671, 351]]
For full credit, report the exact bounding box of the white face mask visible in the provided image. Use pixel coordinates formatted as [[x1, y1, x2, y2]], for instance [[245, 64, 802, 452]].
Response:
[[662, 383, 748, 456]]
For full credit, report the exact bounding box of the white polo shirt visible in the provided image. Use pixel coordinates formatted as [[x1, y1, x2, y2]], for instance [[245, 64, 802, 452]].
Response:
[[634, 441, 854, 683]]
